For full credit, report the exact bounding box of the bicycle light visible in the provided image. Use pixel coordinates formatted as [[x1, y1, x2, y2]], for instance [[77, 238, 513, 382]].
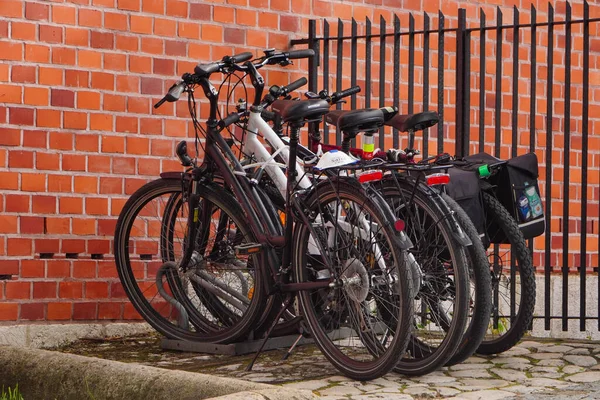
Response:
[[357, 170, 383, 183], [425, 173, 450, 186]]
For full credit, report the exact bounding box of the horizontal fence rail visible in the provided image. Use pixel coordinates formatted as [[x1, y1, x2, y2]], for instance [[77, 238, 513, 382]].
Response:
[[291, 2, 600, 333]]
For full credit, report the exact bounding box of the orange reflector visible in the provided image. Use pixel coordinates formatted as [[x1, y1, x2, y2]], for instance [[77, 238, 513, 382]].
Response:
[[425, 173, 450, 186], [394, 219, 405, 232], [358, 170, 383, 183]]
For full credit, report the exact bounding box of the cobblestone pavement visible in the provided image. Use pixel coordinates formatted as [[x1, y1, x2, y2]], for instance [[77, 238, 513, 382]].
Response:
[[58, 335, 600, 399]]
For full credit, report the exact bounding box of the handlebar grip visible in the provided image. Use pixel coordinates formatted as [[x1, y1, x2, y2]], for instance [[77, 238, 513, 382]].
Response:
[[219, 112, 241, 129], [176, 141, 193, 167], [154, 97, 167, 109], [228, 52, 254, 64], [283, 77, 307, 94], [285, 49, 315, 59], [336, 86, 361, 99]]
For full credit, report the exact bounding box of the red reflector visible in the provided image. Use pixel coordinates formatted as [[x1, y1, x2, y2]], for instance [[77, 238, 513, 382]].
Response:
[[426, 173, 450, 186], [358, 170, 383, 183], [394, 219, 405, 232]]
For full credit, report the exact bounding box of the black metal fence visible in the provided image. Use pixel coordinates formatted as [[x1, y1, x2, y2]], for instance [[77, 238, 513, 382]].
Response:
[[291, 2, 600, 332]]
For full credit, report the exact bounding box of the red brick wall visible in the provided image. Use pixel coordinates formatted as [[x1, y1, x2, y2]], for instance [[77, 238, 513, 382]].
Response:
[[0, 0, 598, 323]]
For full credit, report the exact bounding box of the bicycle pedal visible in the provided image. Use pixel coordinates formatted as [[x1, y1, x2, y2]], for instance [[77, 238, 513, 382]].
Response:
[[234, 243, 263, 255]]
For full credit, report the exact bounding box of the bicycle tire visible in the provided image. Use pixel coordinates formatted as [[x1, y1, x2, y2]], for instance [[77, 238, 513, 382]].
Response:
[[476, 191, 536, 354], [440, 193, 492, 366], [376, 178, 470, 376], [114, 177, 268, 343], [293, 177, 413, 381]]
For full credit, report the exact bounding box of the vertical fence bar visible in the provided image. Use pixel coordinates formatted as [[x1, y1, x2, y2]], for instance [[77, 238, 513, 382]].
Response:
[[510, 6, 519, 322], [529, 6, 537, 261], [379, 16, 386, 150], [336, 19, 344, 145], [479, 9, 486, 153], [408, 13, 415, 114], [351, 18, 358, 147], [455, 9, 466, 157], [423, 12, 430, 158], [494, 7, 502, 157], [323, 20, 330, 144], [582, 1, 589, 332], [393, 14, 401, 148], [562, 3, 572, 332], [544, 3, 554, 331], [438, 11, 445, 154], [307, 20, 320, 148], [365, 18, 372, 109], [464, 31, 471, 156]]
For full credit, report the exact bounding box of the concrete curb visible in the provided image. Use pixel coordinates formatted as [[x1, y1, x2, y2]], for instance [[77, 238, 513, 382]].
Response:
[[0, 345, 317, 400]]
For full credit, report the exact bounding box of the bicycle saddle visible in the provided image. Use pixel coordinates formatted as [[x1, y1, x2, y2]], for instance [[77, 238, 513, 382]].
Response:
[[325, 108, 384, 135], [271, 99, 330, 123], [385, 111, 439, 132]]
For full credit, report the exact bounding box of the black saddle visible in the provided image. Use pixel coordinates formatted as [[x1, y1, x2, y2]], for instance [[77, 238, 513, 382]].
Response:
[[325, 108, 384, 134], [385, 111, 439, 132], [271, 99, 330, 123]]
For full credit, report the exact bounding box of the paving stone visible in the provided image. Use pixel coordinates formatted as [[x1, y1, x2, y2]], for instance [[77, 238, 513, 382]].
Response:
[[537, 359, 565, 367], [492, 368, 529, 382], [410, 374, 457, 384], [462, 356, 490, 363], [504, 385, 548, 394], [283, 380, 329, 391], [453, 389, 516, 399], [524, 377, 571, 387], [519, 341, 544, 348], [403, 386, 437, 397], [448, 369, 493, 379], [352, 393, 413, 400], [527, 352, 564, 360], [492, 356, 531, 365], [562, 365, 586, 374], [436, 387, 461, 397], [566, 371, 600, 383], [564, 355, 597, 367], [319, 385, 364, 396], [457, 379, 510, 389], [543, 345, 575, 353], [566, 348, 591, 355], [449, 363, 491, 371], [501, 346, 532, 356]]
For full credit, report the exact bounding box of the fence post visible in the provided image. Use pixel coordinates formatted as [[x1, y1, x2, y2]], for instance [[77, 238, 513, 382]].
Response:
[[307, 19, 320, 147], [455, 8, 467, 158]]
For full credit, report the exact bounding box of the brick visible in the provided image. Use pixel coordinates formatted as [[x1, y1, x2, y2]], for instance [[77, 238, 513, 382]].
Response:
[[47, 260, 70, 278], [11, 21, 35, 41], [104, 93, 126, 112], [189, 3, 210, 19], [6, 282, 30, 300], [78, 91, 101, 110], [65, 70, 89, 87], [0, 260, 18, 276], [52, 47, 76, 65], [35, 239, 60, 254], [59, 281, 83, 299], [105, 12, 128, 31], [24, 87, 48, 106], [62, 154, 86, 171], [88, 239, 111, 254], [164, 40, 185, 56], [101, 135, 125, 153], [131, 15, 153, 34], [0, 304, 18, 321], [39, 24, 62, 43], [123, 303, 143, 320], [6, 194, 29, 212], [48, 175, 72, 193], [165, 0, 186, 17], [98, 302, 121, 319], [126, 136, 149, 155], [79, 9, 102, 27], [98, 259, 118, 278], [224, 27, 245, 45], [25, 43, 49, 63], [99, 177, 123, 194], [52, 5, 76, 24], [0, 0, 22, 18], [74, 176, 98, 194], [140, 37, 162, 54], [91, 72, 114, 90], [117, 76, 139, 93], [47, 302, 71, 320], [143, 0, 164, 14], [118, 0, 139, 11], [64, 111, 88, 130], [104, 53, 127, 71], [88, 155, 111, 173], [9, 108, 34, 126], [140, 118, 163, 135], [21, 303, 45, 320], [73, 302, 97, 320], [141, 77, 162, 94], [153, 58, 174, 75], [153, 17, 176, 36], [59, 197, 83, 214], [66, 27, 89, 46], [77, 49, 101, 68], [72, 218, 95, 235], [85, 282, 108, 299], [0, 20, 6, 38], [20, 216, 44, 234], [36, 109, 60, 127], [21, 172, 46, 191], [76, 134, 99, 152], [116, 116, 138, 133], [112, 157, 135, 174], [0, 171, 19, 190], [7, 238, 32, 256], [32, 195, 56, 214], [39, 67, 62, 85], [91, 31, 114, 49], [178, 21, 200, 39], [90, 113, 113, 131], [33, 282, 57, 299], [51, 89, 75, 108], [127, 96, 148, 114], [36, 152, 59, 170], [11, 66, 35, 84], [49, 131, 73, 150], [25, 1, 49, 20], [0, 215, 17, 234], [23, 130, 46, 148], [0, 84, 22, 103], [116, 34, 138, 51], [86, 197, 108, 215], [72, 261, 96, 278], [21, 260, 44, 278]]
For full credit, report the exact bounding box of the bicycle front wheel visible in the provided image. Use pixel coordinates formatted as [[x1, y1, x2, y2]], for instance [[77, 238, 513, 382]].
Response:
[[114, 177, 267, 343], [293, 177, 413, 381]]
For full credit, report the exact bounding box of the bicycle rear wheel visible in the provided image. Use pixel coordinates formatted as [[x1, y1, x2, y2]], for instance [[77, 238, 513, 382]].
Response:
[[114, 177, 267, 343], [477, 191, 536, 354], [293, 177, 413, 381], [378, 177, 470, 376]]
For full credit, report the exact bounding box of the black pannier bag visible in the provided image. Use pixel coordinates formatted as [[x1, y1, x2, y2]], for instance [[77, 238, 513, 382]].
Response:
[[464, 152, 546, 243], [445, 167, 486, 236]]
